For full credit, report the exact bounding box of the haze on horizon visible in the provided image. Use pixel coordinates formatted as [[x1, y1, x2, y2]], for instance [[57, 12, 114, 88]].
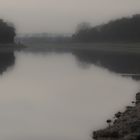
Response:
[[0, 0, 140, 34]]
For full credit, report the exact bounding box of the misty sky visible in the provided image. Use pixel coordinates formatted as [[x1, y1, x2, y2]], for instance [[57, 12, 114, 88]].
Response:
[[0, 0, 140, 34]]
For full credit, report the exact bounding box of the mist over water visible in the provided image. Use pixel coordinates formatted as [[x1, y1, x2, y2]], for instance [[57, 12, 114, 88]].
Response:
[[0, 52, 139, 140]]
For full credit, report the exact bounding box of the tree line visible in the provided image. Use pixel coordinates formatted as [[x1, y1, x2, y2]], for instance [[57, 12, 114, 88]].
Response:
[[0, 19, 16, 43], [72, 14, 140, 42]]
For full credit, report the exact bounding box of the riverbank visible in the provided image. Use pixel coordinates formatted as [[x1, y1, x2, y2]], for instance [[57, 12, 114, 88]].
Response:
[[0, 43, 26, 52], [23, 42, 140, 54], [93, 92, 140, 140]]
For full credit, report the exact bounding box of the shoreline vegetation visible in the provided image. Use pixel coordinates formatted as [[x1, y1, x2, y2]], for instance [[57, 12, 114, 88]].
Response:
[[0, 19, 15, 44], [1, 14, 140, 49], [17, 14, 140, 44], [0, 19, 25, 51], [0, 43, 26, 52], [21, 42, 140, 54], [93, 92, 140, 140], [73, 14, 140, 43]]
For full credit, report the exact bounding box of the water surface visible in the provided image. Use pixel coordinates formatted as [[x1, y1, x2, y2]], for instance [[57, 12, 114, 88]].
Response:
[[0, 51, 139, 140]]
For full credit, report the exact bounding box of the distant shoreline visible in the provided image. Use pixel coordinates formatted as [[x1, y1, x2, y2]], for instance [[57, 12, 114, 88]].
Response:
[[23, 42, 140, 54], [0, 43, 26, 52]]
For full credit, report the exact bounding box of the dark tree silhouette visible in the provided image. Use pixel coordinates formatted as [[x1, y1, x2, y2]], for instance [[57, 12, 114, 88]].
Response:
[[0, 19, 16, 43], [73, 14, 140, 42]]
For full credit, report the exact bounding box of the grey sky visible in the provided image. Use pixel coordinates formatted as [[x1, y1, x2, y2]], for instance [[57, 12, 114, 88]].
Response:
[[0, 0, 140, 34]]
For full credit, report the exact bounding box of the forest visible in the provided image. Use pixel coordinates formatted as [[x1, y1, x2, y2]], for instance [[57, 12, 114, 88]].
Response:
[[0, 19, 15, 43], [72, 14, 140, 43]]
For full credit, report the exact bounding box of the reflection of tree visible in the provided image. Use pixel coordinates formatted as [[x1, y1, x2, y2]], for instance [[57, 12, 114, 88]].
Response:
[[0, 52, 15, 74], [73, 50, 140, 75]]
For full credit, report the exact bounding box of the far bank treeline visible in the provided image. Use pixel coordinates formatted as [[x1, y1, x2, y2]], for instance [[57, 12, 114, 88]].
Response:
[[72, 14, 140, 43], [0, 19, 15, 43], [18, 14, 140, 44]]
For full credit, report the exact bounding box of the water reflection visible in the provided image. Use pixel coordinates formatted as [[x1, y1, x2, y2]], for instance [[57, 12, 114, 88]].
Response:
[[0, 52, 15, 74], [23, 44, 140, 80], [73, 50, 140, 75], [0, 52, 138, 140]]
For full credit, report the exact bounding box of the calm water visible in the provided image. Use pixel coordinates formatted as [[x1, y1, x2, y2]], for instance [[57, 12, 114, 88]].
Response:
[[0, 50, 139, 140]]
